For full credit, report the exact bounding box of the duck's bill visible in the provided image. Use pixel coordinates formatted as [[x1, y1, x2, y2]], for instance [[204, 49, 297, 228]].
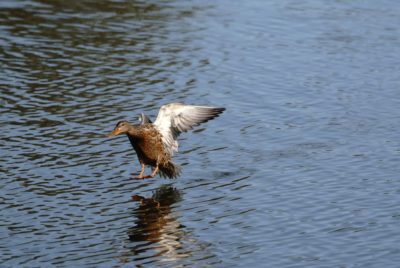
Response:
[[107, 129, 120, 137]]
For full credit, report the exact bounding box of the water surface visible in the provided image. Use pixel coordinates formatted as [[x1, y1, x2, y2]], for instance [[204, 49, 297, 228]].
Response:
[[1, 0, 400, 267]]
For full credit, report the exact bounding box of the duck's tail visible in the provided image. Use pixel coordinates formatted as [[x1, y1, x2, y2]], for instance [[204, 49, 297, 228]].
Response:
[[159, 161, 181, 179]]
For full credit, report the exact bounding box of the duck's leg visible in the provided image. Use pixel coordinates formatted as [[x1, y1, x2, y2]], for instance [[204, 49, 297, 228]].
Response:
[[150, 156, 161, 178], [133, 163, 146, 179], [139, 163, 146, 178], [150, 165, 159, 177], [142, 165, 159, 179]]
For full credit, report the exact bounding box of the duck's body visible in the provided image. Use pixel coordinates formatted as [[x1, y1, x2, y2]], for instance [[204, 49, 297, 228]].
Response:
[[108, 103, 225, 179], [124, 124, 180, 178]]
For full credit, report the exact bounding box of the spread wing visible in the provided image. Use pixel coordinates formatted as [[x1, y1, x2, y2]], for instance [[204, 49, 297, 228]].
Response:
[[153, 103, 225, 155], [139, 112, 152, 124]]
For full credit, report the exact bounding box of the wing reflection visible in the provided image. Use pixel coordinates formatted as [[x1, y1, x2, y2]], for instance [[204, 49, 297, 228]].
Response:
[[127, 185, 191, 263]]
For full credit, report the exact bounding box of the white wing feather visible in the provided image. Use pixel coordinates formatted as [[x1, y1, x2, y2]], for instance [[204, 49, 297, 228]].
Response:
[[153, 103, 225, 155]]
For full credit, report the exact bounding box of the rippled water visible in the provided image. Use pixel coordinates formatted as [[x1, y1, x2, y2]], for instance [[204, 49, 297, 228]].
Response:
[[1, 0, 400, 267]]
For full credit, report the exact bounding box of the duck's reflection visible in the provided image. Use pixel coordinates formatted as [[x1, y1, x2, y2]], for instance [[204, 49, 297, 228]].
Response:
[[127, 185, 191, 262]]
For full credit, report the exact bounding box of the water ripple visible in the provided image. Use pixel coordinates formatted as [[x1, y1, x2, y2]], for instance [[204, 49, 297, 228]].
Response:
[[2, 0, 400, 267]]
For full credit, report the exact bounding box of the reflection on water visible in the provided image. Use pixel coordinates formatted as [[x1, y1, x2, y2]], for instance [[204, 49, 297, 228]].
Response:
[[120, 185, 220, 266], [126, 185, 189, 264]]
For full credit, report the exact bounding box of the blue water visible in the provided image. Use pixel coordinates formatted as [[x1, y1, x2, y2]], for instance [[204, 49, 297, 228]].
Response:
[[1, 0, 400, 267]]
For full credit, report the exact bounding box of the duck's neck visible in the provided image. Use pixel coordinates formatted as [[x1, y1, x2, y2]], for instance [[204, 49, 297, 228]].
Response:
[[126, 125, 141, 137], [126, 125, 141, 150]]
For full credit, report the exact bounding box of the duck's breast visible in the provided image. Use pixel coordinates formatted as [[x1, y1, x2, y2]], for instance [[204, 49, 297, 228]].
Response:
[[135, 127, 169, 165]]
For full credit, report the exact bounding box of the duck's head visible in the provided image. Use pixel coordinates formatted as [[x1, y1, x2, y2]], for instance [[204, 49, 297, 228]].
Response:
[[108, 121, 132, 137]]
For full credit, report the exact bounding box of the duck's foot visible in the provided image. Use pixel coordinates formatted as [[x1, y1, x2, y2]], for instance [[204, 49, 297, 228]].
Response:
[[132, 164, 159, 180], [132, 163, 147, 180], [132, 174, 154, 180]]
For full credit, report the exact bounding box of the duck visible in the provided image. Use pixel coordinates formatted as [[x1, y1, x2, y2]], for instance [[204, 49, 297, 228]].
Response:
[[108, 103, 225, 179]]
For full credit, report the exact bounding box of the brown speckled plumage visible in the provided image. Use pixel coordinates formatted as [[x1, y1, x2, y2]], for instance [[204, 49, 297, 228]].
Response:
[[125, 124, 180, 178]]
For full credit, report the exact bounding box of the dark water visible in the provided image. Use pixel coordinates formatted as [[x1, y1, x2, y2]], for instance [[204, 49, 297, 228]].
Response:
[[1, 0, 400, 267]]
